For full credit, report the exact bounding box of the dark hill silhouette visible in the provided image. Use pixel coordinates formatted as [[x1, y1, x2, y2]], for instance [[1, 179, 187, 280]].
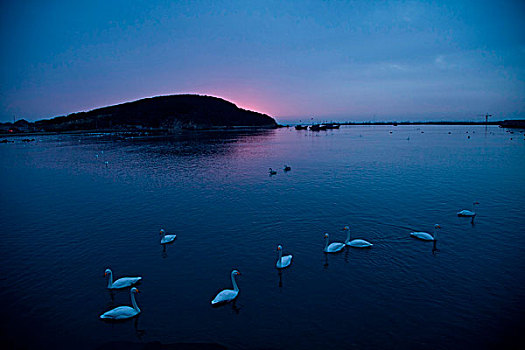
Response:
[[34, 94, 277, 132]]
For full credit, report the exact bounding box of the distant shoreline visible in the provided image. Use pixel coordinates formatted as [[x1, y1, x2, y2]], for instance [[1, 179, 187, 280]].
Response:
[[0, 126, 275, 138], [280, 120, 525, 128], [2, 120, 524, 138]]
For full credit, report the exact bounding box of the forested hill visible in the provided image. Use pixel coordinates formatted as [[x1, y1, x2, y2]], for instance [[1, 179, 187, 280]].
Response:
[[33, 94, 277, 132]]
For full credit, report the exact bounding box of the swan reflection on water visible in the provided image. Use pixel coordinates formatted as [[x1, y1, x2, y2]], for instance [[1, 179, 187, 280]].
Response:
[[134, 316, 146, 340], [100, 315, 146, 342], [231, 300, 241, 314], [323, 245, 350, 268], [108, 289, 115, 302], [212, 299, 242, 314], [432, 241, 439, 255]]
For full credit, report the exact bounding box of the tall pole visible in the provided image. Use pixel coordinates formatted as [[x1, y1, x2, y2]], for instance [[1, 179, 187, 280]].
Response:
[[484, 114, 492, 134]]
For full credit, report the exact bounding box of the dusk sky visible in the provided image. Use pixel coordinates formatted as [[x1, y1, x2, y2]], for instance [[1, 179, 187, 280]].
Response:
[[1, 0, 524, 123]]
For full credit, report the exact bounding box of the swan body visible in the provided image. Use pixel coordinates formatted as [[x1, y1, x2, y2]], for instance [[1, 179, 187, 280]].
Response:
[[100, 287, 140, 320], [211, 270, 241, 305], [323, 233, 345, 253], [410, 224, 440, 241], [276, 245, 293, 269], [458, 202, 479, 217], [269, 168, 277, 175], [343, 226, 373, 248], [410, 232, 434, 241], [160, 229, 176, 244], [105, 269, 142, 289], [347, 238, 373, 248], [283, 165, 291, 172]]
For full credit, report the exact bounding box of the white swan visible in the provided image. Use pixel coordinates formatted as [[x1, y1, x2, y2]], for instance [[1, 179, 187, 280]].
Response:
[[410, 224, 441, 241], [276, 245, 293, 269], [457, 202, 479, 217], [105, 269, 142, 289], [100, 287, 140, 320], [211, 270, 241, 305], [323, 233, 345, 253], [343, 226, 373, 248], [160, 229, 177, 244]]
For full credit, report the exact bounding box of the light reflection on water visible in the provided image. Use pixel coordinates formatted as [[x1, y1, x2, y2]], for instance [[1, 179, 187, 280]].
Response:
[[1, 125, 524, 349]]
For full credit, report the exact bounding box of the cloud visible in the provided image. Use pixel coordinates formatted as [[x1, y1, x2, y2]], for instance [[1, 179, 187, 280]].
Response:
[[434, 55, 457, 69]]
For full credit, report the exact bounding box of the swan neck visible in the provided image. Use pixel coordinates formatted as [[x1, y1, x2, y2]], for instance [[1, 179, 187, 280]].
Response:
[[107, 271, 113, 288], [345, 230, 350, 244], [130, 290, 140, 313], [231, 273, 239, 292], [278, 249, 283, 261], [324, 236, 329, 250], [434, 227, 438, 240]]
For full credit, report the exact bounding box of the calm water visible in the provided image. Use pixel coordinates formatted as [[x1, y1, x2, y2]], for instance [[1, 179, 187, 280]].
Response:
[[1, 125, 524, 349]]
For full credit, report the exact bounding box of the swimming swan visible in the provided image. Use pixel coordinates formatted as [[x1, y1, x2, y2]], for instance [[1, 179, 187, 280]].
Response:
[[343, 226, 373, 248], [276, 245, 293, 269], [100, 287, 140, 320], [457, 202, 479, 217], [323, 233, 345, 253], [160, 229, 177, 244], [410, 224, 441, 241], [105, 269, 142, 289], [211, 270, 241, 305]]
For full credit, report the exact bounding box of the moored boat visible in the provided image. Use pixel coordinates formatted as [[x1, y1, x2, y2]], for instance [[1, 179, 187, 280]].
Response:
[[310, 124, 328, 131], [324, 124, 340, 129]]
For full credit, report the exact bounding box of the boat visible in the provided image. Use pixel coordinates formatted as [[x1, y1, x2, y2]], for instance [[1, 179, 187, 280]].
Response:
[[310, 124, 328, 131], [324, 124, 340, 129]]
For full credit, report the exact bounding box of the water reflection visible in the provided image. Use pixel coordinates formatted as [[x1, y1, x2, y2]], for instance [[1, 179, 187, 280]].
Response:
[[108, 290, 115, 302], [457, 215, 476, 226], [432, 240, 440, 256], [212, 299, 242, 315], [134, 316, 146, 341], [231, 300, 241, 314], [121, 130, 276, 158]]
